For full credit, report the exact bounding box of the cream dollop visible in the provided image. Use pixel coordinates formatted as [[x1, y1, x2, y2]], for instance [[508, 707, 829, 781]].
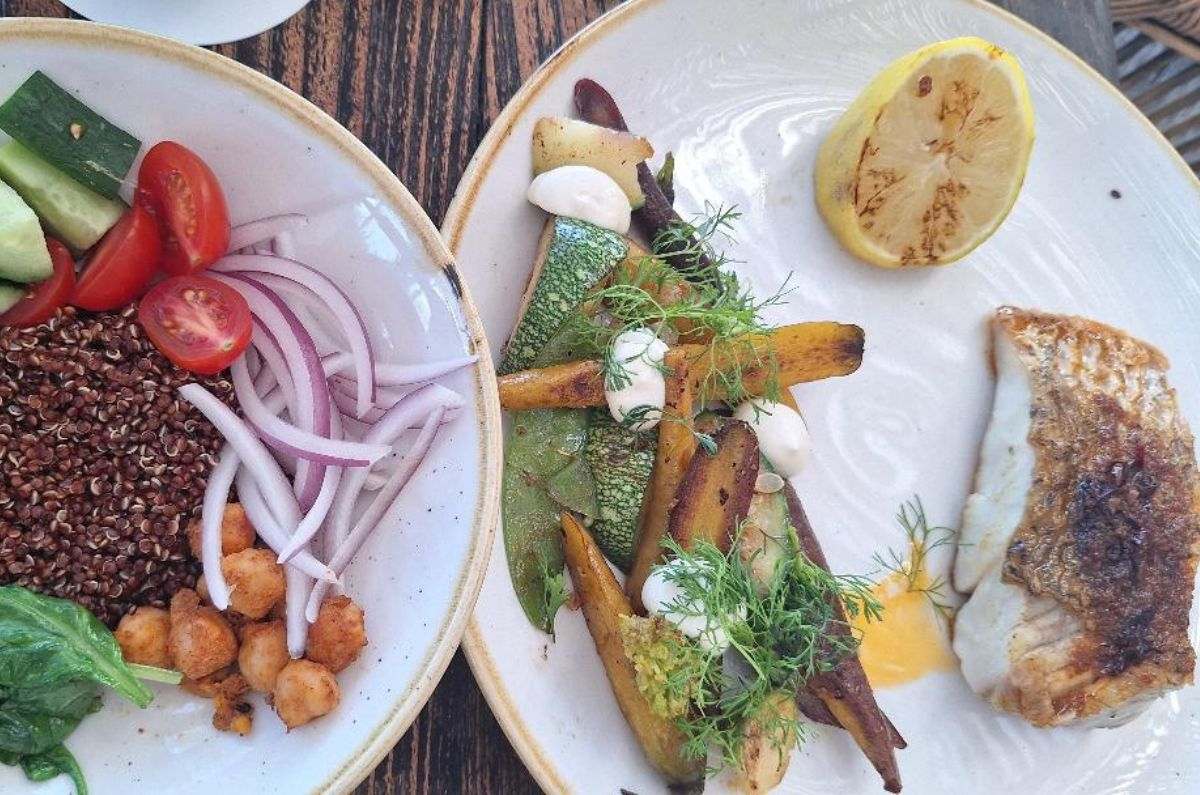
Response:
[[604, 328, 668, 431], [526, 165, 631, 234], [734, 398, 811, 478], [642, 559, 746, 655]]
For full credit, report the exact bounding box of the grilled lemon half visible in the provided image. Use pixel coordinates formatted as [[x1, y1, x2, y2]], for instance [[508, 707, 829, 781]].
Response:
[[815, 37, 1035, 268]]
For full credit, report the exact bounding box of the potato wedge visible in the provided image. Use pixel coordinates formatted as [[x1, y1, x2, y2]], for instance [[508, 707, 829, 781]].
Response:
[[561, 512, 702, 784], [497, 322, 865, 411], [626, 355, 696, 612], [532, 117, 653, 207], [667, 419, 760, 552], [731, 690, 799, 794]]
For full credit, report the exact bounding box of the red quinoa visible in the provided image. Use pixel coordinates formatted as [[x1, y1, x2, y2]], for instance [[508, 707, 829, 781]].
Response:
[[0, 306, 234, 626]]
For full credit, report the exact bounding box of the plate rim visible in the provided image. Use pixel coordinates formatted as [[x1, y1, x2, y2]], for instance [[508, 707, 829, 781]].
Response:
[[0, 17, 502, 795], [60, 0, 314, 47], [441, 0, 1200, 792]]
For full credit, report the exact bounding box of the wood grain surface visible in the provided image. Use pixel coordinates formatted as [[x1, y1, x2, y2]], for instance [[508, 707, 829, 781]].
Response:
[[0, 1, 1114, 792]]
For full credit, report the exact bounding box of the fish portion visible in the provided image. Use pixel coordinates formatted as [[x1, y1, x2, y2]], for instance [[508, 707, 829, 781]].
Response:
[[954, 307, 1200, 727]]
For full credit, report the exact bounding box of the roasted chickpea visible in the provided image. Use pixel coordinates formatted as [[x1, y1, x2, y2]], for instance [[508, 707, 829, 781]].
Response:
[[273, 660, 341, 729], [115, 606, 172, 668], [221, 548, 286, 619], [238, 620, 290, 693], [188, 503, 257, 559], [305, 595, 367, 673], [168, 589, 238, 680]]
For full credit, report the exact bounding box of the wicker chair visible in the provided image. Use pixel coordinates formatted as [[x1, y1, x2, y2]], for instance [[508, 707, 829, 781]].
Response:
[[1112, 1, 1200, 171]]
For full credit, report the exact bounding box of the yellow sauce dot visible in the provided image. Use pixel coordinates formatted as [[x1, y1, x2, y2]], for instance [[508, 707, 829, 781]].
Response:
[[851, 567, 957, 688]]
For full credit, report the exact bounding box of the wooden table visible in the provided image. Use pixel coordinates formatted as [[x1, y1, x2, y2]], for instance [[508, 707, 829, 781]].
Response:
[[0, 1, 1115, 792]]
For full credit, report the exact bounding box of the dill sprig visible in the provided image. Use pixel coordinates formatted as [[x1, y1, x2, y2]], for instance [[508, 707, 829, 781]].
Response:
[[615, 405, 717, 454], [651, 527, 881, 769], [871, 497, 958, 619], [562, 204, 792, 407]]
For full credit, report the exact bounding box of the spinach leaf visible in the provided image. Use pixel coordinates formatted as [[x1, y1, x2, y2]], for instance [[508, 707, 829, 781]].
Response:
[[5, 744, 89, 794], [0, 679, 100, 754], [0, 586, 152, 707], [0, 586, 157, 795]]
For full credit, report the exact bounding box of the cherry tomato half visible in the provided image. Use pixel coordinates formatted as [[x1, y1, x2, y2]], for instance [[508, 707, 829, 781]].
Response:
[[138, 274, 251, 374], [137, 141, 231, 276], [0, 238, 76, 327], [71, 203, 163, 311]]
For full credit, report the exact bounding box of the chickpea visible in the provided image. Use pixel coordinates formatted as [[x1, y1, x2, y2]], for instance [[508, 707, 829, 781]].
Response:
[[273, 660, 341, 730], [221, 548, 286, 619], [188, 503, 257, 559], [115, 606, 172, 668], [168, 589, 238, 680], [305, 596, 368, 673], [238, 621, 290, 693]]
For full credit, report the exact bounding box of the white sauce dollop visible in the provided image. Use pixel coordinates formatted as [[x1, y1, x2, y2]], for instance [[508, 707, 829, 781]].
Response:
[[604, 328, 668, 431], [734, 398, 811, 478], [642, 559, 746, 655], [526, 165, 631, 234]]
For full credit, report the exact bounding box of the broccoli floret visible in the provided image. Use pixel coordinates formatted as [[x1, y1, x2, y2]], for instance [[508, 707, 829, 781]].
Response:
[[618, 615, 703, 720]]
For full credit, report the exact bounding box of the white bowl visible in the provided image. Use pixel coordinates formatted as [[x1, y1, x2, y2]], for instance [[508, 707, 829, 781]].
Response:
[[0, 19, 500, 795], [447, 0, 1200, 793], [61, 0, 311, 46]]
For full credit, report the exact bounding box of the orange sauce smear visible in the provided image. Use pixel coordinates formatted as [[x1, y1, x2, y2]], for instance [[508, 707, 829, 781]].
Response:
[[850, 565, 957, 688]]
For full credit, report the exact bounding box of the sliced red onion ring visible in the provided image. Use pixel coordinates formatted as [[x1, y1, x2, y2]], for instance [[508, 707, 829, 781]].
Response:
[[215, 254, 375, 418], [236, 468, 316, 658], [251, 324, 299, 420], [179, 384, 302, 531], [272, 230, 297, 259], [309, 407, 444, 621], [214, 273, 330, 509], [324, 353, 477, 387], [231, 357, 388, 467], [199, 449, 239, 611], [325, 384, 463, 559], [235, 467, 334, 583], [277, 401, 345, 563], [227, 214, 308, 253]]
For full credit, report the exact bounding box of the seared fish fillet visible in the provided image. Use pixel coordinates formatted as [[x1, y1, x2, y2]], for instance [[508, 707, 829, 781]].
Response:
[[953, 307, 1200, 727]]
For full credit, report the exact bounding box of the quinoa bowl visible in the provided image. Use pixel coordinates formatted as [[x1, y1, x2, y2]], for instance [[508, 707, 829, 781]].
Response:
[[0, 19, 499, 795]]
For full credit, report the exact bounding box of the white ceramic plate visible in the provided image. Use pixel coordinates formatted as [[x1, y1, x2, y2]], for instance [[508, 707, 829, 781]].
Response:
[[445, 0, 1200, 793], [0, 19, 499, 795], [62, 0, 310, 46]]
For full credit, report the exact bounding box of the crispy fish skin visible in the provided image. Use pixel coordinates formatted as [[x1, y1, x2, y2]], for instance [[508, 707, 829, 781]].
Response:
[[958, 307, 1200, 727]]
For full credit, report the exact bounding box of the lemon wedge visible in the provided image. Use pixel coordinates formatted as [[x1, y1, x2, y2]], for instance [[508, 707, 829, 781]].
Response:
[[815, 37, 1035, 268]]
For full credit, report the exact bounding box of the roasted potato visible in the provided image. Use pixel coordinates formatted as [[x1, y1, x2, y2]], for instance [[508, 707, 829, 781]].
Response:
[[731, 690, 799, 794], [626, 355, 697, 612], [497, 322, 865, 411], [532, 116, 653, 207], [667, 419, 760, 552], [561, 512, 702, 784]]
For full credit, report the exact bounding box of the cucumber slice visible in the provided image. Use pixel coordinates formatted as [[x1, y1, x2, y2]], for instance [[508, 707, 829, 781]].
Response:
[[0, 280, 26, 313], [0, 178, 52, 283], [0, 71, 140, 199], [0, 141, 125, 252]]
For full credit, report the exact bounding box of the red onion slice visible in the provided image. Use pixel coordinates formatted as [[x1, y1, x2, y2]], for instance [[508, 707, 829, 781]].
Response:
[[214, 273, 331, 509], [179, 384, 302, 530], [324, 384, 463, 558], [236, 468, 316, 658], [277, 400, 345, 563], [215, 254, 376, 418], [309, 407, 444, 621], [235, 467, 334, 583], [227, 214, 308, 253], [323, 353, 477, 387], [199, 449, 239, 611], [231, 357, 388, 467]]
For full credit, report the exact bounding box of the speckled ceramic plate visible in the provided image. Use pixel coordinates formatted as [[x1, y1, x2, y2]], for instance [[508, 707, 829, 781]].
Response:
[[61, 0, 311, 46], [0, 18, 499, 795], [444, 0, 1200, 793]]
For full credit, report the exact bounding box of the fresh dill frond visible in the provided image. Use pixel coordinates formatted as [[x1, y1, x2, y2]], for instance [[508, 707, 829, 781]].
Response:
[[561, 204, 792, 408], [614, 405, 718, 455], [872, 496, 958, 619], [649, 527, 882, 770], [651, 202, 742, 273]]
